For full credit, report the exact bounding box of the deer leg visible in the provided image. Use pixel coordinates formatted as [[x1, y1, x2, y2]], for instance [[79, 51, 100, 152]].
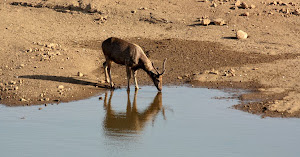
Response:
[[132, 70, 139, 90], [103, 61, 110, 83], [126, 66, 131, 91], [107, 60, 114, 88]]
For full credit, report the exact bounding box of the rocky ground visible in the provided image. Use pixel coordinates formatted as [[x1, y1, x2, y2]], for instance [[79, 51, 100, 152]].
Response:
[[1, 0, 300, 117]]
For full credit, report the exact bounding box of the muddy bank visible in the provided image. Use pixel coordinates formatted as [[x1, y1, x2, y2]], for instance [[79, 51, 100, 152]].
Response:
[[1, 37, 300, 118], [2, 0, 300, 117]]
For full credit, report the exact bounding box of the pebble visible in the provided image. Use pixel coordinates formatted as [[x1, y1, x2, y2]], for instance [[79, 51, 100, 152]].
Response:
[[20, 98, 27, 102], [235, 0, 241, 7], [38, 108, 42, 110], [211, 3, 217, 7], [241, 12, 250, 16], [236, 30, 248, 40], [201, 19, 211, 26], [78, 72, 84, 77], [177, 76, 183, 80], [58, 85, 64, 89], [99, 97, 103, 100], [241, 2, 249, 9], [213, 18, 226, 26], [249, 4, 256, 9]]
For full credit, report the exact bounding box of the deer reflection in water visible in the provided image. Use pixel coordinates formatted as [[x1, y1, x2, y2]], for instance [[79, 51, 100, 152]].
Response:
[[103, 90, 165, 137]]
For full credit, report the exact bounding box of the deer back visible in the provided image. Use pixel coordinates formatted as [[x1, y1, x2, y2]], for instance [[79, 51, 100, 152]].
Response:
[[102, 37, 149, 67]]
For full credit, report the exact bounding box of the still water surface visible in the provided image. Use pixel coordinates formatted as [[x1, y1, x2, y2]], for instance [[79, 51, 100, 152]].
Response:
[[1, 86, 300, 157]]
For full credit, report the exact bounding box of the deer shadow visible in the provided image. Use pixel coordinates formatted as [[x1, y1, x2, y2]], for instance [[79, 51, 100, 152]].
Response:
[[102, 90, 166, 137], [19, 75, 110, 88]]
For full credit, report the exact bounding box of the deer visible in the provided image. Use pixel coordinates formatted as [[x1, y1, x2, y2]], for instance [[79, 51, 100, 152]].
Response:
[[101, 37, 167, 91]]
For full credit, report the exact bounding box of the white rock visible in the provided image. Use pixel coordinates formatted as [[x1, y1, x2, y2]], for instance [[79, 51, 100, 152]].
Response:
[[236, 30, 248, 39], [58, 85, 64, 89], [78, 72, 84, 77]]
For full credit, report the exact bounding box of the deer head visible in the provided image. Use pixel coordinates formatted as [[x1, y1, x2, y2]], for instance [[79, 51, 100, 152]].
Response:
[[151, 58, 167, 91]]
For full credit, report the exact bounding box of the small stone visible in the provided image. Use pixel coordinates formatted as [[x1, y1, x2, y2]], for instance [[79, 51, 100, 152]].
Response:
[[249, 4, 256, 9], [201, 19, 211, 26], [27, 48, 33, 53], [294, 9, 300, 15], [20, 98, 27, 102], [241, 2, 249, 9], [77, 72, 84, 77], [241, 12, 250, 16], [9, 81, 16, 85], [131, 10, 136, 13], [99, 97, 103, 100], [211, 3, 217, 7], [235, 0, 241, 7], [177, 76, 183, 80], [213, 18, 226, 26], [58, 85, 64, 89], [45, 98, 50, 101], [47, 43, 56, 49], [270, 1, 277, 5], [38, 108, 42, 110], [14, 86, 18, 90], [236, 30, 248, 40]]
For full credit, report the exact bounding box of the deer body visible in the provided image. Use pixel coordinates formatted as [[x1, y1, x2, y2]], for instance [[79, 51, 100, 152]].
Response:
[[102, 37, 166, 91]]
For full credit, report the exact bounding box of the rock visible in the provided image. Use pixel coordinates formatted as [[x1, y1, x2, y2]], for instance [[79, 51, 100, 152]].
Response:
[[38, 108, 42, 110], [241, 2, 249, 9], [211, 3, 217, 7], [47, 43, 56, 49], [77, 72, 84, 77], [235, 0, 241, 7], [294, 9, 300, 15], [213, 18, 226, 26], [249, 4, 256, 9], [201, 19, 211, 26], [236, 30, 248, 40], [99, 97, 103, 100], [45, 98, 50, 101], [27, 48, 33, 53], [20, 98, 27, 102], [241, 12, 250, 16], [9, 81, 16, 85], [177, 76, 183, 80], [270, 1, 277, 5], [58, 85, 64, 89], [131, 10, 136, 13]]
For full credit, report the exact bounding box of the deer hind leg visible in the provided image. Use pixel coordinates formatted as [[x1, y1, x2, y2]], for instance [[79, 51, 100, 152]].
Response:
[[132, 70, 139, 90], [106, 60, 114, 88], [103, 61, 110, 83], [126, 66, 131, 91]]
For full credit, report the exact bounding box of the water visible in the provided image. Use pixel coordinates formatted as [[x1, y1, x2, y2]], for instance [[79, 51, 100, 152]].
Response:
[[1, 86, 300, 157]]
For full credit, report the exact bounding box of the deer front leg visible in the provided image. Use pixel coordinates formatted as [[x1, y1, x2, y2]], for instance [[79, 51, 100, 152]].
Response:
[[132, 70, 139, 90], [126, 66, 131, 91]]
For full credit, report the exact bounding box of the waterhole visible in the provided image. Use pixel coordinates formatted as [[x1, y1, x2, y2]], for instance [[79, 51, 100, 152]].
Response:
[[1, 86, 300, 157]]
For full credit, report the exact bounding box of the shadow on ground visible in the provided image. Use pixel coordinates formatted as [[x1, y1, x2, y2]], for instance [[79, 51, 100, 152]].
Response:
[[19, 75, 110, 88]]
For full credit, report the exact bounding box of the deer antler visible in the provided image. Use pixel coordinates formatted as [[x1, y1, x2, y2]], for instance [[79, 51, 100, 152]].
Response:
[[152, 62, 160, 75], [152, 58, 167, 75], [159, 58, 167, 75]]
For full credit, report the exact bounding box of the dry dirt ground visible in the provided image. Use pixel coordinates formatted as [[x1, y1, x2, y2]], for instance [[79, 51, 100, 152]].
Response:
[[1, 0, 300, 117]]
